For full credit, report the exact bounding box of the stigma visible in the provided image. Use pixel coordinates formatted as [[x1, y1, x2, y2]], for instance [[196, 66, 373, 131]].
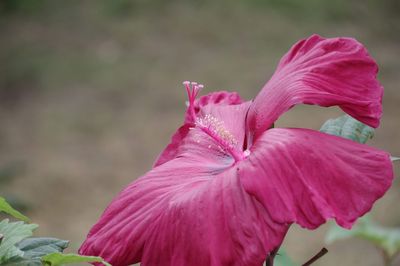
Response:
[[183, 81, 204, 122]]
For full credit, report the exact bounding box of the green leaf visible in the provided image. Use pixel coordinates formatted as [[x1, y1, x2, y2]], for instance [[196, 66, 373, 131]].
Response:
[[326, 216, 400, 258], [320, 114, 374, 144], [274, 248, 295, 266], [41, 253, 111, 266], [0, 237, 69, 266], [0, 219, 38, 263], [17, 237, 69, 259], [0, 197, 30, 222], [391, 156, 400, 162], [1, 256, 42, 266]]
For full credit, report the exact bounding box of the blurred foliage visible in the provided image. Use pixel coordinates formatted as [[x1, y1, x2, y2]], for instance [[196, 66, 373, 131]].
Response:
[[0, 0, 398, 109], [320, 114, 374, 144], [0, 162, 25, 185], [0, 0, 399, 22], [274, 248, 295, 266], [0, 0, 46, 14], [326, 216, 400, 265]]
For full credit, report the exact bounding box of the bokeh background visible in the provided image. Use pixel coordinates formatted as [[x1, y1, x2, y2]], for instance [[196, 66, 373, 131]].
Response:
[[1, 0, 399, 265]]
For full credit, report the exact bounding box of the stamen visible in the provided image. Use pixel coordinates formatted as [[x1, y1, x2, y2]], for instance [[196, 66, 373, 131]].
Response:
[[196, 114, 244, 162], [196, 114, 238, 147]]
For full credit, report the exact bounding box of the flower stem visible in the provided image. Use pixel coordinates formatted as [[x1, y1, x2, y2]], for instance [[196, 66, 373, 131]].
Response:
[[302, 247, 328, 266], [265, 247, 279, 266]]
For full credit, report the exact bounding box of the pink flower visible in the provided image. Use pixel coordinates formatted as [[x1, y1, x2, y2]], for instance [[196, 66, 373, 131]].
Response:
[[79, 35, 394, 266]]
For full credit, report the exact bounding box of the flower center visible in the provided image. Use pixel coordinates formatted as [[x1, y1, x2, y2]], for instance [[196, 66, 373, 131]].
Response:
[[183, 81, 246, 162]]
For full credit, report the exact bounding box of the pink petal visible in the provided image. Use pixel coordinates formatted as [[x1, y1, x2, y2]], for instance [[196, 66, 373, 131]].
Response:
[[79, 156, 286, 266], [80, 121, 393, 265], [247, 34, 383, 142], [239, 128, 393, 229], [185, 90, 243, 124], [154, 91, 244, 167]]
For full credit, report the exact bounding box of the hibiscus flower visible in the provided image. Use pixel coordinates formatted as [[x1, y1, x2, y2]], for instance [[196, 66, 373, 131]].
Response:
[[79, 34, 394, 266]]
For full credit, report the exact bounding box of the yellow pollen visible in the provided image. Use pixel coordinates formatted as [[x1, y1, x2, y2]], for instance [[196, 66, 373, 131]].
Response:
[[195, 114, 238, 148]]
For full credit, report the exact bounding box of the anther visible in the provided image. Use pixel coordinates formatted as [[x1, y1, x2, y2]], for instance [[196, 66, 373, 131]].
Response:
[[195, 114, 244, 162]]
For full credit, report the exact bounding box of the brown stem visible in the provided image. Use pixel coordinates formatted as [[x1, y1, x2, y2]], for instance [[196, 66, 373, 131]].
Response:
[[302, 247, 328, 266], [265, 247, 279, 266]]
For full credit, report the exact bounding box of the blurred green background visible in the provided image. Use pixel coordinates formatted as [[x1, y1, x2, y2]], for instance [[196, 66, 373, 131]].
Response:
[[0, 0, 399, 265]]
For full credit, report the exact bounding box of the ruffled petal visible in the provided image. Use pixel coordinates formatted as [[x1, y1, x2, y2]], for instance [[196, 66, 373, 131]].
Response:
[[154, 91, 244, 167], [185, 90, 243, 123], [79, 157, 287, 266], [239, 128, 393, 229], [247, 34, 383, 142]]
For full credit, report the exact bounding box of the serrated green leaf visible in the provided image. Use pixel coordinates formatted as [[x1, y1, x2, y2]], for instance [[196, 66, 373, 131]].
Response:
[[320, 114, 374, 144], [326, 216, 400, 258], [0, 219, 38, 263], [17, 237, 69, 259], [0, 238, 69, 266], [41, 253, 111, 266], [0, 197, 30, 222], [274, 248, 295, 266]]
